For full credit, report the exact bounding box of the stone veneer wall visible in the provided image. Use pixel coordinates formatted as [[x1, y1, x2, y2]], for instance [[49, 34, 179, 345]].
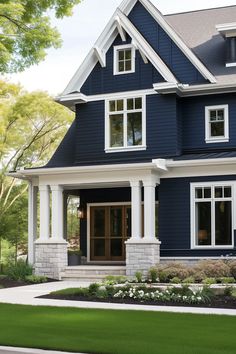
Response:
[[35, 242, 67, 279], [125, 241, 161, 276]]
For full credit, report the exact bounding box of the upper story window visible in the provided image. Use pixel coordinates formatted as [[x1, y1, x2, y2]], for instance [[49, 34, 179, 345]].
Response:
[[191, 183, 233, 249], [105, 96, 146, 153], [113, 45, 135, 75], [205, 105, 229, 143]]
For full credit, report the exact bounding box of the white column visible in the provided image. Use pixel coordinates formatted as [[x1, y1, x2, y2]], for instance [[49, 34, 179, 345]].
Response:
[[130, 180, 142, 240], [39, 185, 50, 241], [143, 179, 157, 240], [28, 182, 38, 264], [51, 185, 64, 241]]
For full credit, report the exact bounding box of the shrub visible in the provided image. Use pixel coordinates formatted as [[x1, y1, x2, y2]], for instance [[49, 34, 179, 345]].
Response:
[[170, 277, 181, 284], [182, 276, 195, 284], [217, 277, 235, 284], [6, 260, 33, 281], [135, 271, 143, 283], [202, 278, 216, 285], [224, 286, 234, 297], [105, 285, 116, 297], [25, 275, 47, 284], [96, 289, 109, 299], [148, 267, 159, 283], [104, 275, 127, 285], [88, 283, 100, 296], [228, 261, 236, 279], [193, 260, 231, 278], [156, 262, 192, 282]]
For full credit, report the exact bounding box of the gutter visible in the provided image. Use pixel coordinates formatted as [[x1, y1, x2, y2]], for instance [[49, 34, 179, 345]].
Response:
[[166, 157, 236, 168]]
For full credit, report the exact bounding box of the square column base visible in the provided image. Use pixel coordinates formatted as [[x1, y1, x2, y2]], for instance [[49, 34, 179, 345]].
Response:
[[125, 240, 161, 277], [35, 241, 67, 279]]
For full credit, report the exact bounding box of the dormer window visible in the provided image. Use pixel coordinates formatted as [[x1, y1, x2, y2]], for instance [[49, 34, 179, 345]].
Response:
[[216, 23, 236, 67], [113, 45, 135, 75], [205, 105, 229, 143]]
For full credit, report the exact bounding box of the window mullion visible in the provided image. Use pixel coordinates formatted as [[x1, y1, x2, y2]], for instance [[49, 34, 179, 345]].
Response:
[[124, 100, 127, 148], [212, 187, 215, 247]]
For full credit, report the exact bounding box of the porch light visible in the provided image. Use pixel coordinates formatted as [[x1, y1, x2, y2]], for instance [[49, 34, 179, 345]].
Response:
[[77, 205, 86, 219]]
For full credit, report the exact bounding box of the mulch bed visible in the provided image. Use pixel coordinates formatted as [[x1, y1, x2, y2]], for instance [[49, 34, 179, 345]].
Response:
[[39, 294, 236, 309], [0, 278, 57, 289]]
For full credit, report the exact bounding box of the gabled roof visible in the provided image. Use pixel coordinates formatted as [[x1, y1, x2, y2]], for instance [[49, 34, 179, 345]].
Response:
[[61, 0, 216, 97], [166, 5, 236, 85]]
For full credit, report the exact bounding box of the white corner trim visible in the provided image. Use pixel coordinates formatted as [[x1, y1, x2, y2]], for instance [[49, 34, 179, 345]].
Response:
[[205, 104, 229, 144], [113, 44, 136, 75], [226, 62, 236, 67], [139, 0, 216, 83]]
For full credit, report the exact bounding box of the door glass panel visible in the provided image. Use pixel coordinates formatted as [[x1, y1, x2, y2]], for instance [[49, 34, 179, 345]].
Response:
[[94, 239, 105, 257], [195, 202, 211, 246], [215, 201, 232, 245], [110, 207, 122, 237], [93, 208, 105, 237], [111, 239, 122, 257]]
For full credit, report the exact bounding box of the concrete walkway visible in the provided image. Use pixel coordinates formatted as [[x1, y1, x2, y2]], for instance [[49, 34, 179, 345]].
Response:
[[0, 281, 236, 316]]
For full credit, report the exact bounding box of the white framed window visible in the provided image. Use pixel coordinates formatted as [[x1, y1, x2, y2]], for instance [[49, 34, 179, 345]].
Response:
[[191, 182, 234, 249], [205, 105, 229, 143], [113, 45, 135, 75], [105, 96, 146, 153]]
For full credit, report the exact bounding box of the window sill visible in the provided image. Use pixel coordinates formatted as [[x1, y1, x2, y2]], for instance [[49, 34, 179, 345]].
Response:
[[205, 138, 229, 144], [105, 146, 147, 154], [113, 70, 135, 76], [191, 246, 234, 250]]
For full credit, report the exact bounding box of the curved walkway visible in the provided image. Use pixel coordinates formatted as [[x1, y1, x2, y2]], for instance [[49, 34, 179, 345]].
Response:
[[0, 281, 236, 316]]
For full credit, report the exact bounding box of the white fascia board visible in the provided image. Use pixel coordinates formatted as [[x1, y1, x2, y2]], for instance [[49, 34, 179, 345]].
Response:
[[14, 162, 156, 177], [139, 0, 217, 84], [119, 0, 138, 14], [117, 10, 178, 83], [166, 157, 236, 168]]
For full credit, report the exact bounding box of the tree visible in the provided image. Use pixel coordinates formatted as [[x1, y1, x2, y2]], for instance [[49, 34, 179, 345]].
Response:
[[0, 0, 82, 73], [0, 79, 74, 261]]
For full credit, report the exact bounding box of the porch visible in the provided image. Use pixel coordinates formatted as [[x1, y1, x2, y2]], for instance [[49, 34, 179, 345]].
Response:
[[27, 162, 165, 279]]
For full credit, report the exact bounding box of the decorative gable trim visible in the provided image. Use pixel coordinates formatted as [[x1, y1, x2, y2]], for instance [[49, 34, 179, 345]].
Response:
[[138, 0, 216, 84], [61, 0, 216, 97]]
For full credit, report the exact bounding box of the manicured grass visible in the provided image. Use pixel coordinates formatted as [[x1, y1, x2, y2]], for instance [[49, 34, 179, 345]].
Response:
[[0, 304, 235, 354]]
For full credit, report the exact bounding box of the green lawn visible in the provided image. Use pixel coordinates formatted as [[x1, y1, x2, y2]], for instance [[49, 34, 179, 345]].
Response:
[[0, 304, 235, 354]]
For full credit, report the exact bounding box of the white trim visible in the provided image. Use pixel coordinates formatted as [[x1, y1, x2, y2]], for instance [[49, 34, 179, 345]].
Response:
[[115, 16, 127, 42], [216, 22, 236, 37], [105, 95, 146, 152], [139, 0, 216, 83], [94, 47, 106, 68], [161, 256, 236, 260], [226, 62, 236, 67], [166, 157, 236, 168], [205, 104, 229, 143], [113, 44, 136, 75], [190, 181, 234, 250]]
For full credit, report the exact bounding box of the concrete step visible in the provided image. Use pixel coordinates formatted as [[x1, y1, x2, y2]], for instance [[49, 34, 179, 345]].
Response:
[[60, 265, 126, 281]]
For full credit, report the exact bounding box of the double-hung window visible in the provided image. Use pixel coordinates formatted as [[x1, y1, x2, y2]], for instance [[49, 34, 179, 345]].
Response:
[[205, 105, 229, 143], [105, 96, 146, 152], [114, 45, 135, 75], [191, 183, 233, 248]]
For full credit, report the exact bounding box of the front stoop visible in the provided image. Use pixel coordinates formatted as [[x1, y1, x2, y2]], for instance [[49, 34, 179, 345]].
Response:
[[126, 240, 161, 276], [60, 265, 126, 282]]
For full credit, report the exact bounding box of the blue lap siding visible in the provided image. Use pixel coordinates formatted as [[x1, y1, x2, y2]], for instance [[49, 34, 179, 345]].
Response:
[[128, 2, 207, 84], [159, 175, 236, 257]]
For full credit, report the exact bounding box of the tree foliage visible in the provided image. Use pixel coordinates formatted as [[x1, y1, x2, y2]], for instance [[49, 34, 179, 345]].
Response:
[[0, 79, 74, 255], [0, 0, 82, 73]]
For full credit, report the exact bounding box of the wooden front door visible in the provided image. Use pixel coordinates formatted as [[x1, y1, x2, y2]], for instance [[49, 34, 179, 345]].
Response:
[[90, 205, 131, 261]]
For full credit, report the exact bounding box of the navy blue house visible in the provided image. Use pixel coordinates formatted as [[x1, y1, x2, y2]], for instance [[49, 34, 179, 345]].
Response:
[[12, 0, 236, 278]]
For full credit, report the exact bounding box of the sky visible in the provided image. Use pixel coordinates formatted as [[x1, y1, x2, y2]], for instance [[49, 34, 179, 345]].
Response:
[[4, 0, 236, 96]]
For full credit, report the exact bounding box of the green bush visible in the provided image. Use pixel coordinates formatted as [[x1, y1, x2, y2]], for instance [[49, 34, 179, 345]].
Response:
[[88, 283, 100, 296], [96, 289, 109, 299], [182, 276, 195, 284], [104, 275, 127, 285], [25, 275, 47, 284], [224, 286, 234, 297], [6, 260, 33, 281], [156, 262, 192, 282], [202, 278, 216, 285], [135, 271, 143, 283], [148, 267, 159, 283], [170, 277, 181, 284], [217, 277, 235, 284], [105, 285, 116, 297]]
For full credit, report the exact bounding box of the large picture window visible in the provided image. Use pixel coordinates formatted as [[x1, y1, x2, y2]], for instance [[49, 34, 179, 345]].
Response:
[[105, 96, 146, 153], [205, 105, 229, 143], [192, 183, 233, 248]]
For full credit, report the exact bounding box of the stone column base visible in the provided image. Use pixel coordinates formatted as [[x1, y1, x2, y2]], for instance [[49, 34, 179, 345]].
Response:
[[125, 240, 161, 277], [34, 240, 68, 279]]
